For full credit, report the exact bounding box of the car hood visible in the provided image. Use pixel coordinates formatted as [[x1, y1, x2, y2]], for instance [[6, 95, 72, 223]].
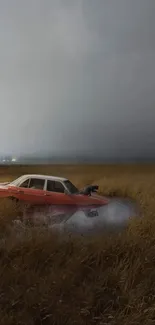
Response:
[[91, 194, 109, 205], [76, 193, 109, 206]]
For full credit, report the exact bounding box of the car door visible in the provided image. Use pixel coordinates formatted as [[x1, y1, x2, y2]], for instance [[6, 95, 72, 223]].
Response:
[[44, 180, 74, 206], [17, 177, 46, 204]]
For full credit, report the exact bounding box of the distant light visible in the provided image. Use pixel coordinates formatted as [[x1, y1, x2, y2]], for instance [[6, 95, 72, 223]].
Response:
[[2, 159, 6, 162], [12, 158, 17, 162]]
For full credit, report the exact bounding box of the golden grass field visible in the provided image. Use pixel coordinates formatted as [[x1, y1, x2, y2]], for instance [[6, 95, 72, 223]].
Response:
[[0, 164, 155, 325]]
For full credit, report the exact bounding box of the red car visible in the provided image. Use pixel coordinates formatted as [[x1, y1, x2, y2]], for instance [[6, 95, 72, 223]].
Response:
[[0, 174, 108, 211]]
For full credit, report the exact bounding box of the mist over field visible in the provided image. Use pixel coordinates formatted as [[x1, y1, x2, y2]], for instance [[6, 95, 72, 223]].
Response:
[[0, 163, 154, 324]]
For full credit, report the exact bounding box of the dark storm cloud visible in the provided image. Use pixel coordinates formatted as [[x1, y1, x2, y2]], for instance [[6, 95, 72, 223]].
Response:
[[0, 0, 155, 159]]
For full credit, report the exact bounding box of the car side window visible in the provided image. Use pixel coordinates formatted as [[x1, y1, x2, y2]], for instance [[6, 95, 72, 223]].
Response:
[[19, 178, 30, 188], [47, 180, 65, 193], [29, 178, 45, 190]]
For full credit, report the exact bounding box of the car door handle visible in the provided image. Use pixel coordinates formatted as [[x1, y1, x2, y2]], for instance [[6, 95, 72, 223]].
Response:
[[44, 193, 51, 196]]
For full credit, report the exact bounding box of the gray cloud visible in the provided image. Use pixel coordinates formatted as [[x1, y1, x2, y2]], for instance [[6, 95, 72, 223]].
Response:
[[0, 0, 155, 159]]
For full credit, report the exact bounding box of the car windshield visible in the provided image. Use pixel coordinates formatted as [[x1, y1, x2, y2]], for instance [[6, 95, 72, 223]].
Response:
[[64, 180, 79, 194]]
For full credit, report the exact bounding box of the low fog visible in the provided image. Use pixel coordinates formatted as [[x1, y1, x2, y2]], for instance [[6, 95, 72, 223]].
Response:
[[0, 0, 155, 160]]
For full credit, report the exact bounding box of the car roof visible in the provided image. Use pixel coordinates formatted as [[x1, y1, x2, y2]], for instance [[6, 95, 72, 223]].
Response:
[[21, 174, 68, 182]]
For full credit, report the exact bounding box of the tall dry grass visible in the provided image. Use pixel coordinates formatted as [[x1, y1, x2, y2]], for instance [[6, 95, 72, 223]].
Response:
[[0, 164, 155, 324]]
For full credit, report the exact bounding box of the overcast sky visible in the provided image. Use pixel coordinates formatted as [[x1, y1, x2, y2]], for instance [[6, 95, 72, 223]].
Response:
[[0, 0, 155, 159]]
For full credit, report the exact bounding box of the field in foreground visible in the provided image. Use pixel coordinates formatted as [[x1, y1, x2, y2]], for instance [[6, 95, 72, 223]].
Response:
[[0, 164, 155, 325]]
